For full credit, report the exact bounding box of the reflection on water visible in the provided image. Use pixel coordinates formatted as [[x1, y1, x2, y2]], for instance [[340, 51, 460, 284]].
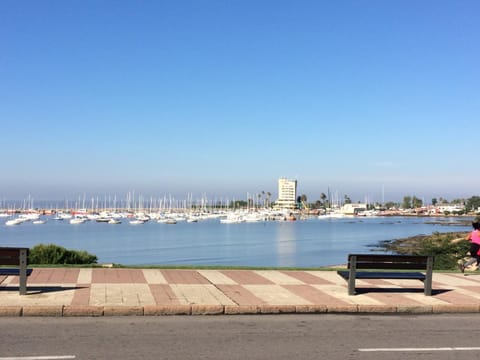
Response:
[[275, 222, 297, 267]]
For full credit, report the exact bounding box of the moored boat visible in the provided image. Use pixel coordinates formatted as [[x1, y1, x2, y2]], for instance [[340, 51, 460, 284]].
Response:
[[5, 218, 25, 226], [70, 217, 86, 224], [129, 219, 145, 225]]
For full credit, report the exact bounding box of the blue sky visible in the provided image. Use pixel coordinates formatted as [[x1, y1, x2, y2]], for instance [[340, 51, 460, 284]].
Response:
[[1, 0, 479, 204]]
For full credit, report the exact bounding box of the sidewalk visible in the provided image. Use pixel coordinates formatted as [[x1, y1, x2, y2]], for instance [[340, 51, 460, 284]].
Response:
[[1, 268, 479, 316]]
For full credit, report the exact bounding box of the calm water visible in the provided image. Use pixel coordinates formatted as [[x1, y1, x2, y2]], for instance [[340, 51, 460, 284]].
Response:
[[0, 216, 471, 267]]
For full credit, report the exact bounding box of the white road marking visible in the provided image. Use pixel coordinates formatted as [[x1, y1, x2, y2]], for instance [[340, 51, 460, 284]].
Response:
[[0, 356, 75, 360], [359, 347, 480, 352]]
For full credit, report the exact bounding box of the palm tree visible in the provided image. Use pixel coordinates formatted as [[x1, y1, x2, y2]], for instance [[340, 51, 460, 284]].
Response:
[[267, 191, 272, 207], [298, 194, 308, 210], [320, 193, 326, 205]]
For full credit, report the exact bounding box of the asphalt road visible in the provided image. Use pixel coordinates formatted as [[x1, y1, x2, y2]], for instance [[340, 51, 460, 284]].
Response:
[[1, 314, 480, 360]]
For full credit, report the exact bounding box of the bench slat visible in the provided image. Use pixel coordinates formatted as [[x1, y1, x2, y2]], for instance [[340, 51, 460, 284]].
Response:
[[338, 270, 426, 280], [0, 249, 24, 265], [0, 268, 33, 276], [347, 254, 429, 270], [347, 263, 428, 270], [348, 254, 428, 262]]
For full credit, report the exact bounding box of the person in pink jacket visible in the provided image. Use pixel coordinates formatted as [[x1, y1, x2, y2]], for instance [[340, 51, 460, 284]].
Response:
[[459, 221, 480, 273]]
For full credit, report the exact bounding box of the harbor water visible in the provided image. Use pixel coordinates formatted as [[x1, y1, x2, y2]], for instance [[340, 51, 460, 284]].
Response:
[[0, 216, 471, 267]]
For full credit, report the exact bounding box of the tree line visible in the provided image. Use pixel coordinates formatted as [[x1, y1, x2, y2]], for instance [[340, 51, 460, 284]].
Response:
[[294, 194, 480, 213], [221, 191, 480, 213]]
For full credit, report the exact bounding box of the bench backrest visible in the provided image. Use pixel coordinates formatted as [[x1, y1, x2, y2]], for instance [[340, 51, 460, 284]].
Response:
[[347, 254, 432, 270], [0, 247, 29, 266]]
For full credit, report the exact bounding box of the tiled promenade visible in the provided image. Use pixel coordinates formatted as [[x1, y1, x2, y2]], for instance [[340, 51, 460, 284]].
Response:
[[1, 268, 480, 316]]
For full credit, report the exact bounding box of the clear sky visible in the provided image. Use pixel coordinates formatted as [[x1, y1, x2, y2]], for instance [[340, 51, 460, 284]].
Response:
[[1, 0, 479, 204]]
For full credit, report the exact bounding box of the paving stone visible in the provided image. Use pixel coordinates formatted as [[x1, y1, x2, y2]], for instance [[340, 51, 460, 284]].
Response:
[[260, 305, 296, 314], [295, 305, 328, 313], [63, 305, 104, 316], [358, 305, 397, 313], [191, 304, 224, 315], [103, 306, 144, 316], [327, 305, 358, 313], [144, 305, 192, 315], [432, 304, 480, 313], [396, 305, 433, 314], [2, 268, 480, 316], [224, 305, 261, 315], [0, 306, 22, 316], [22, 306, 64, 317]]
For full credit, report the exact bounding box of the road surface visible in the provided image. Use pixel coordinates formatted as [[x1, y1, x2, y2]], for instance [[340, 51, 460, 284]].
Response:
[[1, 314, 479, 359]]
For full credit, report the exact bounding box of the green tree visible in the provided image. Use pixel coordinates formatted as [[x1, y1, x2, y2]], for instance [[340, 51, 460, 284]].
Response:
[[402, 196, 412, 209], [412, 196, 423, 208], [384, 201, 396, 209], [431, 198, 438, 206], [466, 196, 480, 213]]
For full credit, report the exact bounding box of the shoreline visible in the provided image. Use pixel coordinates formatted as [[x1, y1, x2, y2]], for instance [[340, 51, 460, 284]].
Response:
[[373, 230, 468, 255]]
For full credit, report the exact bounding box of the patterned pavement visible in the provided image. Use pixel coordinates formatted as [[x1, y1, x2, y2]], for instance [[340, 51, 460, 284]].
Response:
[[1, 268, 480, 316]]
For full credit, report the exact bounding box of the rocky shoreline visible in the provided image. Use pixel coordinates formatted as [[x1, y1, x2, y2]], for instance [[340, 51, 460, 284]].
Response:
[[372, 231, 469, 254]]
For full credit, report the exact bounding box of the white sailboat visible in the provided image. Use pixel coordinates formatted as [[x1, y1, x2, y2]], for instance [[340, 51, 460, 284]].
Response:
[[5, 218, 25, 226], [70, 217, 86, 224], [129, 219, 145, 225]]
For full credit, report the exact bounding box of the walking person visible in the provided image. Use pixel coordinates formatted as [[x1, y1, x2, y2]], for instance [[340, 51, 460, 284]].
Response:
[[459, 221, 480, 273]]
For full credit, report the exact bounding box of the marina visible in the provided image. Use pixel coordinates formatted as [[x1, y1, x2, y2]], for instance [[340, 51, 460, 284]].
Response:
[[0, 213, 471, 267]]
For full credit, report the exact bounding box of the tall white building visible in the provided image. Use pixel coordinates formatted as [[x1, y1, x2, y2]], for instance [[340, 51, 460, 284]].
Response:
[[275, 178, 297, 209]]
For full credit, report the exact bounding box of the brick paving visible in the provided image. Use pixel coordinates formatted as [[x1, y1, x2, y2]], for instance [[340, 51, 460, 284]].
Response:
[[1, 268, 480, 316]]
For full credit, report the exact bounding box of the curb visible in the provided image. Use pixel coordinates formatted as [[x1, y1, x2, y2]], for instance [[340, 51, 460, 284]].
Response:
[[1, 304, 480, 316]]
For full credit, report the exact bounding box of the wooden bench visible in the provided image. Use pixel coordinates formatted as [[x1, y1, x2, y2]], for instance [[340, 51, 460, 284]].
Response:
[[0, 247, 32, 295], [337, 254, 434, 296]]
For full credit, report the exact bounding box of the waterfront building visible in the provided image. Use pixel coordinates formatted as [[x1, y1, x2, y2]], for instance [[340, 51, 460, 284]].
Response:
[[437, 204, 466, 214], [339, 203, 367, 215], [275, 178, 297, 209]]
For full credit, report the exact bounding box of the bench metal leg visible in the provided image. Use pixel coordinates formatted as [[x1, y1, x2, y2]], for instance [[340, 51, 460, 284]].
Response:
[[424, 256, 433, 296], [348, 255, 357, 295], [19, 249, 27, 295]]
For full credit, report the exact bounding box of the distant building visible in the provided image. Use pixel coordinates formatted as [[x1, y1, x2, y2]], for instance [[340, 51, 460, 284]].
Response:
[[340, 203, 367, 215], [437, 205, 465, 213], [275, 178, 297, 209]]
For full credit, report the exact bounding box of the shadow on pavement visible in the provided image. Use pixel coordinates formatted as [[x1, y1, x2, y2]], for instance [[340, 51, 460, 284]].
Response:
[[0, 286, 88, 295], [354, 287, 452, 296]]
